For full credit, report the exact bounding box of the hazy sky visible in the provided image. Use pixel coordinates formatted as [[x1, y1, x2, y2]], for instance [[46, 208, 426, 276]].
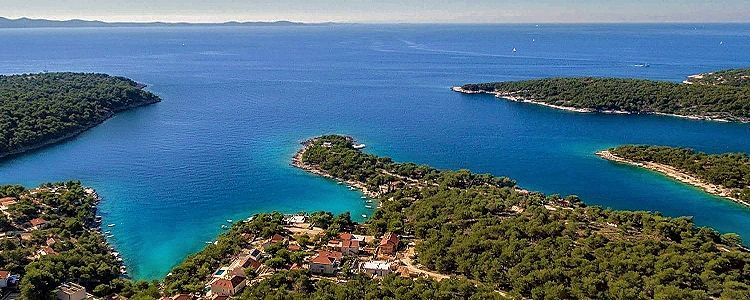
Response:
[[4, 0, 750, 23]]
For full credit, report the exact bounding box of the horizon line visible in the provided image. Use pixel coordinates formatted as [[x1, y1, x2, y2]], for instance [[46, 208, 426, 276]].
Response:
[[2, 16, 750, 26]]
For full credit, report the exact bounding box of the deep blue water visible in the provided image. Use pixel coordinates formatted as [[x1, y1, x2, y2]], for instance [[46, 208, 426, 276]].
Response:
[[1, 24, 749, 279]]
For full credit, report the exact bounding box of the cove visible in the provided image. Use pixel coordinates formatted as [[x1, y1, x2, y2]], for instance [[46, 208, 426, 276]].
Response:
[[0, 24, 749, 279]]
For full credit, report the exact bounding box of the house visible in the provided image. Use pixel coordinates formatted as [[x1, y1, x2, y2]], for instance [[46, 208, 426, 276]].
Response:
[[210, 275, 246, 296], [29, 218, 48, 230], [229, 255, 262, 276], [287, 244, 302, 251], [262, 233, 286, 249], [322, 142, 333, 148], [0, 270, 10, 288], [308, 250, 343, 275], [0, 197, 17, 210], [171, 294, 192, 300], [38, 246, 58, 256], [361, 261, 392, 277], [56, 282, 87, 300], [327, 233, 359, 256], [47, 237, 58, 246], [379, 232, 400, 255], [284, 214, 307, 224], [248, 248, 263, 260], [341, 239, 360, 256]]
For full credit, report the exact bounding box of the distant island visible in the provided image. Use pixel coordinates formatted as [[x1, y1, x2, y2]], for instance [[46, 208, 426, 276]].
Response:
[[599, 145, 750, 206], [0, 72, 161, 159], [0, 17, 333, 28], [454, 68, 750, 122]]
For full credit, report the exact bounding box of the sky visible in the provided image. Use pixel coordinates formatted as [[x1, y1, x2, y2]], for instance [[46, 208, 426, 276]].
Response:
[[4, 0, 750, 23]]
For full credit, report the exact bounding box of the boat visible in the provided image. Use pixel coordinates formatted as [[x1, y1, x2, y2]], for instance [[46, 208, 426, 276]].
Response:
[[634, 63, 650, 68], [221, 225, 229, 229], [360, 196, 367, 199], [353, 143, 366, 149], [362, 214, 368, 218], [107, 224, 116, 227], [366, 200, 373, 203], [512, 47, 517, 53], [365, 205, 373, 209], [337, 181, 343, 185], [226, 219, 233, 223], [104, 231, 111, 234], [205, 241, 213, 244]]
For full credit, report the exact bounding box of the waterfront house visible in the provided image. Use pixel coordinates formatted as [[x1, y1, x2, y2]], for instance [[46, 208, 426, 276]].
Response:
[[56, 282, 87, 300], [210, 275, 246, 296], [309, 250, 343, 275], [0, 270, 9, 288], [327, 233, 360, 256], [379, 232, 399, 255], [361, 261, 392, 277], [29, 218, 48, 230]]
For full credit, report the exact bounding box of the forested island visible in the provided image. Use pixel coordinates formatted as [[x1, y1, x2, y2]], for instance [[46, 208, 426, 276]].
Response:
[[0, 72, 161, 159], [600, 145, 750, 206], [455, 68, 750, 122]]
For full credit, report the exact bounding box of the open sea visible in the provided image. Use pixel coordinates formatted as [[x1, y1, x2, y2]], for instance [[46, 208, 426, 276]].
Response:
[[1, 24, 749, 279]]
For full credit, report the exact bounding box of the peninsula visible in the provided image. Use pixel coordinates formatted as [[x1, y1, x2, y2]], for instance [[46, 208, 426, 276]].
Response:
[[454, 68, 750, 122], [0, 72, 161, 159], [0, 182, 130, 299], [598, 145, 750, 207], [116, 135, 750, 299]]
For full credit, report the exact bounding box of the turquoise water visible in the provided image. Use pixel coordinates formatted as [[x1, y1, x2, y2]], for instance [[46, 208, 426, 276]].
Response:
[[1, 24, 749, 279]]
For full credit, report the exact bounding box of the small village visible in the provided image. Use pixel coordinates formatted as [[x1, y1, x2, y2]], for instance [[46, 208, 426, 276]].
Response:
[[155, 212, 439, 300]]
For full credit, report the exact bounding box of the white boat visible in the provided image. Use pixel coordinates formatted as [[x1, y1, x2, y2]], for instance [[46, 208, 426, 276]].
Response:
[[360, 196, 367, 199], [226, 219, 233, 223], [366, 200, 373, 203], [349, 187, 356, 190], [221, 225, 229, 229], [107, 224, 116, 227], [362, 214, 368, 218], [365, 205, 373, 209], [353, 144, 366, 149], [512, 47, 517, 52]]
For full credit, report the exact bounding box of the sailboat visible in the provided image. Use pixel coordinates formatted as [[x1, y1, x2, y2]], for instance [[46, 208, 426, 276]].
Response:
[[512, 47, 517, 53]]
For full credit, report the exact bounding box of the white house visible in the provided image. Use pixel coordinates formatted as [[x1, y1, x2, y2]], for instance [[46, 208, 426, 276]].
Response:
[[361, 261, 392, 277]]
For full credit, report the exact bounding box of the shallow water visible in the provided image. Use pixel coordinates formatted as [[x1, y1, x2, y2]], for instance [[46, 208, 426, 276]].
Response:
[[1, 24, 749, 279]]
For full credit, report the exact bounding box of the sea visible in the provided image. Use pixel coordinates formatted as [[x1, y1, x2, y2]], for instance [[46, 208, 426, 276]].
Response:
[[1, 24, 749, 279]]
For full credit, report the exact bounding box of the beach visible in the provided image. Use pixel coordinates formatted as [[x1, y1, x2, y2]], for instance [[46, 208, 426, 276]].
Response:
[[597, 150, 750, 207]]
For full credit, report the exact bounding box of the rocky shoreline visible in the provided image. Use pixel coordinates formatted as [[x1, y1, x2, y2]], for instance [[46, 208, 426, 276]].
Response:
[[596, 150, 750, 208], [451, 86, 747, 123], [291, 136, 381, 198]]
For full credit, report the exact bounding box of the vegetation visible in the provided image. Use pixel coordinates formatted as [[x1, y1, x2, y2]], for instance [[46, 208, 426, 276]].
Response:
[[610, 145, 750, 202], [297, 135, 750, 299], [0, 72, 160, 158], [0, 182, 145, 299], [460, 69, 750, 121], [237, 270, 506, 300], [686, 68, 750, 87]]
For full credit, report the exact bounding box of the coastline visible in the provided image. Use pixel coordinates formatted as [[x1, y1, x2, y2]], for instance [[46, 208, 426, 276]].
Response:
[[0, 93, 160, 160], [291, 136, 381, 198], [596, 150, 750, 208], [85, 187, 129, 277], [451, 86, 745, 123]]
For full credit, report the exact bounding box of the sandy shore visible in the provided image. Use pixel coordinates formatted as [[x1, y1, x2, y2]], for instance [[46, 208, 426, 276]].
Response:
[[291, 137, 381, 198], [597, 150, 750, 207], [451, 86, 747, 123]]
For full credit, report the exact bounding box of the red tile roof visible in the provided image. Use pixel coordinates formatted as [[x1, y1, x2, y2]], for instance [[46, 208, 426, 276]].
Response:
[[0, 270, 9, 279], [172, 294, 192, 300], [0, 197, 17, 206], [310, 250, 343, 265], [310, 254, 332, 265], [30, 218, 48, 227], [270, 234, 285, 243], [212, 275, 245, 289], [342, 239, 359, 248], [338, 233, 353, 241], [380, 232, 399, 247]]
